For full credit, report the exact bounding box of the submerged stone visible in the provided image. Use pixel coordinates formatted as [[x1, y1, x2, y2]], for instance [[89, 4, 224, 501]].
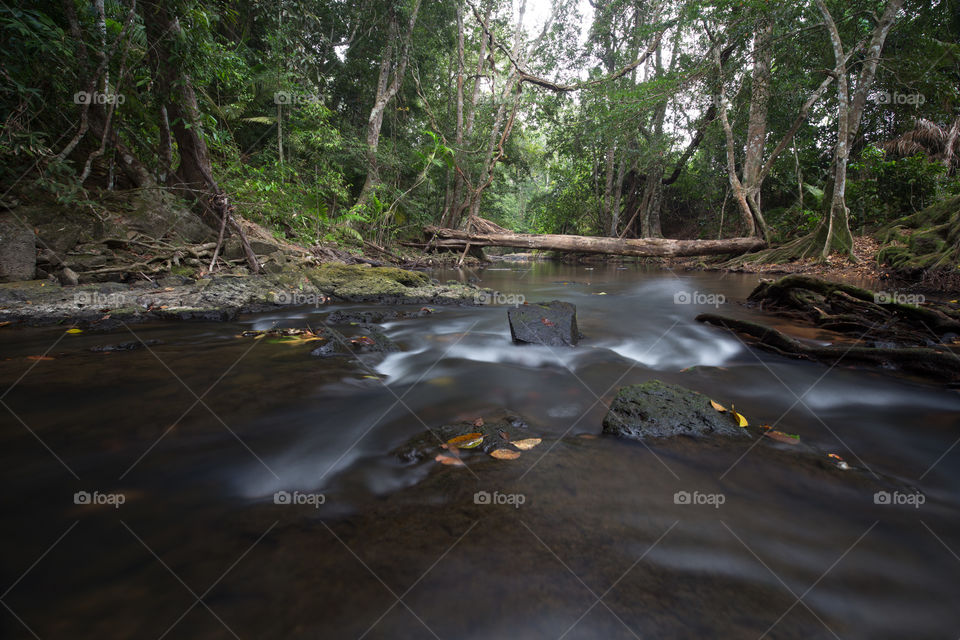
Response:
[[602, 380, 748, 440], [507, 300, 579, 346]]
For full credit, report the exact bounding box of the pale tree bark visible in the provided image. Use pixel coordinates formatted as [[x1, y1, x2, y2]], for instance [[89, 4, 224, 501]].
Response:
[[610, 145, 629, 236], [441, 3, 467, 227], [356, 0, 423, 209], [813, 0, 904, 258], [710, 12, 846, 242], [633, 18, 675, 238], [443, 1, 490, 229], [460, 0, 533, 223], [741, 16, 773, 237], [602, 145, 616, 231], [943, 115, 960, 172], [713, 41, 757, 237]]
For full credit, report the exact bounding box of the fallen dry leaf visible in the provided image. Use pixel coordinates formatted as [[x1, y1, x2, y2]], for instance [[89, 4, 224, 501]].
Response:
[[512, 438, 542, 450], [710, 400, 727, 412], [447, 433, 484, 449], [764, 430, 800, 444], [489, 449, 521, 460], [435, 453, 465, 466]]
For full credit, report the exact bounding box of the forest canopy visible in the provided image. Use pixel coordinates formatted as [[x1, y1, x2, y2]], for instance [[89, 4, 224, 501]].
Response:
[[2, 0, 958, 260]]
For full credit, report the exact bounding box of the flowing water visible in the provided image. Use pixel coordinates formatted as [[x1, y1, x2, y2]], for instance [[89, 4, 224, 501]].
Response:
[[2, 263, 959, 639]]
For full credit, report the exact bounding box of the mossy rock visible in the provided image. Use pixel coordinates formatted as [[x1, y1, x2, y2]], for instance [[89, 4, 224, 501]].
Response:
[[304, 264, 430, 298], [602, 380, 750, 441]]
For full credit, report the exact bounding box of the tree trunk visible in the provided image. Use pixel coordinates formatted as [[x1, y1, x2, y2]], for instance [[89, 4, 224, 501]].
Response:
[[143, 3, 260, 272], [602, 145, 616, 233], [356, 0, 423, 209], [424, 226, 766, 257], [813, 0, 903, 258]]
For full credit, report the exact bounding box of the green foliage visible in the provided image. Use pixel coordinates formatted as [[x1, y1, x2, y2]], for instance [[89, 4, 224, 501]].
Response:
[[848, 145, 959, 229]]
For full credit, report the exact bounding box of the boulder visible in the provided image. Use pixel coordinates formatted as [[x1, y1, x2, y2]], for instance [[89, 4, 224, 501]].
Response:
[[507, 300, 579, 346], [58, 267, 79, 286], [602, 380, 749, 440], [0, 216, 36, 282]]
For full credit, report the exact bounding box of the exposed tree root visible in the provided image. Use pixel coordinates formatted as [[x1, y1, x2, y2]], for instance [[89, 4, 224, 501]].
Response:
[[697, 312, 960, 386], [747, 274, 960, 344], [875, 195, 960, 273]]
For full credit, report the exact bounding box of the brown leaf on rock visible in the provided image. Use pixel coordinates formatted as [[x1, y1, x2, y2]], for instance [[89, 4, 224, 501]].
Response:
[[489, 449, 521, 460]]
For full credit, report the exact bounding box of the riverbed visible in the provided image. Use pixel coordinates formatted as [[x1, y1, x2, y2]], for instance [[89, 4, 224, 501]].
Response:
[[2, 263, 959, 639]]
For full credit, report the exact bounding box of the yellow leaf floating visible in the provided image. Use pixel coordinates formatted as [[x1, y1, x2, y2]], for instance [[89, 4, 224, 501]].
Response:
[[710, 400, 727, 412], [489, 448, 521, 460], [733, 411, 748, 428], [435, 453, 465, 466], [66, 328, 83, 334], [447, 433, 484, 449], [512, 438, 542, 450]]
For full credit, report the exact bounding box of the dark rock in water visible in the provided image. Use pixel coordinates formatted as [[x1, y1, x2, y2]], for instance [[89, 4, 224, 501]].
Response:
[[90, 339, 162, 352], [507, 300, 579, 346], [310, 341, 349, 358], [156, 307, 237, 322], [0, 216, 37, 282], [393, 410, 531, 464], [309, 324, 399, 358], [602, 380, 748, 440], [326, 307, 433, 326]]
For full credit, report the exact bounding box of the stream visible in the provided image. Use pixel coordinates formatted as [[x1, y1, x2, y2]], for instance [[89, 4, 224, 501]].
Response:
[[2, 263, 959, 639]]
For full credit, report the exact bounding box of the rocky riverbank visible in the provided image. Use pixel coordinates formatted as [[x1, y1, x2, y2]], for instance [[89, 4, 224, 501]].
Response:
[[0, 262, 482, 327]]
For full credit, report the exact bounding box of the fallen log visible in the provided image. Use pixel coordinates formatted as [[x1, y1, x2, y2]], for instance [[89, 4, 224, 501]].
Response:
[[424, 226, 765, 257]]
